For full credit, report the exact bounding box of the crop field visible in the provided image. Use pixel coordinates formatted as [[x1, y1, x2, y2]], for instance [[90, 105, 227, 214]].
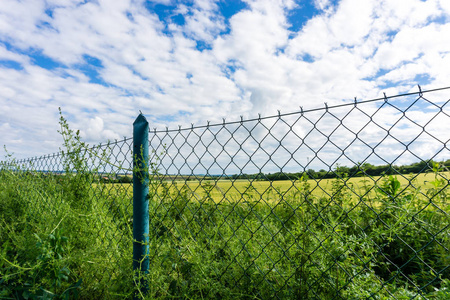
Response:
[[148, 171, 450, 205]]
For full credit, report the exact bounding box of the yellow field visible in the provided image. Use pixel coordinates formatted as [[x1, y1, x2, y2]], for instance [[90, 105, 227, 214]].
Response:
[[153, 171, 449, 204]]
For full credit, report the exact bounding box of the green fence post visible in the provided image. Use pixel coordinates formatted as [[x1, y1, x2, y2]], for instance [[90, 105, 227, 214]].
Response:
[[133, 113, 149, 292]]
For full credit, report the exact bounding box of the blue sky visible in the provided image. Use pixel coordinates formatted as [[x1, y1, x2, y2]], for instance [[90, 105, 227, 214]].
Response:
[[1, 0, 450, 159]]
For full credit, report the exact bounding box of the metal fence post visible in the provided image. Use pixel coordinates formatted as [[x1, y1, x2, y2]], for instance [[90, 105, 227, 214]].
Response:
[[133, 113, 149, 291]]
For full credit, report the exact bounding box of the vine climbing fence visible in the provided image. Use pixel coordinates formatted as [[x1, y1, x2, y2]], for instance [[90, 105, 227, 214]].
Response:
[[1, 86, 449, 299]]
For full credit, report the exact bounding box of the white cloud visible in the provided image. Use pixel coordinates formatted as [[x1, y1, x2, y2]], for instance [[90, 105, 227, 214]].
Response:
[[0, 44, 28, 64], [0, 0, 449, 164], [313, 0, 331, 11], [83, 116, 120, 142], [177, 0, 225, 42]]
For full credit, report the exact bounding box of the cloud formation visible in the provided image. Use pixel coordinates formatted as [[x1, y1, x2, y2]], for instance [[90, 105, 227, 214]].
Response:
[[0, 0, 449, 160]]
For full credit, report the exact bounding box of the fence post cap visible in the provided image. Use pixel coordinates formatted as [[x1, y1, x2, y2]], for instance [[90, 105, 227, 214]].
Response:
[[133, 113, 148, 126]]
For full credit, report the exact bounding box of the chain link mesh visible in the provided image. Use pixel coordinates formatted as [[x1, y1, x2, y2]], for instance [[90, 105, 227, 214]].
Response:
[[1, 87, 449, 299], [1, 139, 135, 298], [147, 89, 449, 299]]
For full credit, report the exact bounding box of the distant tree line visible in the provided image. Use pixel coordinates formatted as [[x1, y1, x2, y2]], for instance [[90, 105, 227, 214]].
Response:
[[88, 159, 450, 183], [230, 159, 450, 181]]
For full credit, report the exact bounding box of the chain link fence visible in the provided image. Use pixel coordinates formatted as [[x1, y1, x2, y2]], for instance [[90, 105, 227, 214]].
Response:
[[145, 87, 449, 299], [1, 86, 449, 299], [0, 136, 136, 298]]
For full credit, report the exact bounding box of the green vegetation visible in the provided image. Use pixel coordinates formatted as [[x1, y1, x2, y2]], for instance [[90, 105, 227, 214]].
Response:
[[230, 160, 450, 181], [0, 111, 135, 299], [145, 168, 449, 299], [1, 112, 449, 299]]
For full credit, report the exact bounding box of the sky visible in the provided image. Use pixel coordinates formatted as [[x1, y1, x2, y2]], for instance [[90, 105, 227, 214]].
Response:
[[1, 0, 450, 161]]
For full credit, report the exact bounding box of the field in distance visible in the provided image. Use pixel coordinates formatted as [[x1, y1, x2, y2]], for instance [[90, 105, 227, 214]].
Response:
[[148, 171, 450, 204]]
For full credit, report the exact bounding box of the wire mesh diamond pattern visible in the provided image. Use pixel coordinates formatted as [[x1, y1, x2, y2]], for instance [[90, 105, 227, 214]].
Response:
[[1, 88, 449, 299], [147, 90, 449, 299]]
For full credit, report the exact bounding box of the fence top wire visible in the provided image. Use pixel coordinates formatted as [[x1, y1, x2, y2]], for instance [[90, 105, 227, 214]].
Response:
[[149, 85, 450, 133], [11, 136, 133, 162], [5, 85, 450, 163]]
